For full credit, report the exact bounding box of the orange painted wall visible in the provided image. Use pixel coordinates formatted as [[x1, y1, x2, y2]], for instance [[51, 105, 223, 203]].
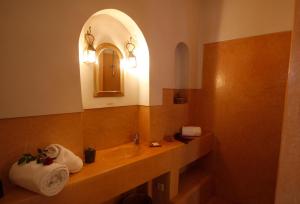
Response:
[[194, 32, 292, 204]]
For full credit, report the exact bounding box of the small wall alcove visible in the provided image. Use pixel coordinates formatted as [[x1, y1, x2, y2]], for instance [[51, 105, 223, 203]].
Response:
[[79, 9, 150, 109], [174, 42, 189, 104]]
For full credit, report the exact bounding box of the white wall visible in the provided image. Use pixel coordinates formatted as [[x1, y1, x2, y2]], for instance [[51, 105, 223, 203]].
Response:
[[0, 0, 200, 118], [0, 1, 84, 118], [0, 0, 295, 118], [146, 0, 202, 104], [199, 0, 295, 43]]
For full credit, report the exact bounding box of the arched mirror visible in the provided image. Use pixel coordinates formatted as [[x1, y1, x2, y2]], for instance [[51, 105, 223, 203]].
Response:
[[94, 43, 124, 97]]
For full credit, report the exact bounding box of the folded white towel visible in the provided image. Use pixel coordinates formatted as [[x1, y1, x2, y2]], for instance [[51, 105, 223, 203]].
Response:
[[182, 126, 202, 137], [9, 162, 69, 196], [45, 144, 83, 173]]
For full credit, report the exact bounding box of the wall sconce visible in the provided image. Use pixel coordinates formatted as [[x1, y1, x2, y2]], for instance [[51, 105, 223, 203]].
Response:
[[125, 37, 137, 68], [83, 26, 96, 63]]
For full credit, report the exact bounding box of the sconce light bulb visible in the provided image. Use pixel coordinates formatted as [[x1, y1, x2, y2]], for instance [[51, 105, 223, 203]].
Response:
[[128, 52, 137, 68], [84, 49, 96, 63]]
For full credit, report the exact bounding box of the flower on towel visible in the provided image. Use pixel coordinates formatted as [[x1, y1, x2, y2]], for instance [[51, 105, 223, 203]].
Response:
[[18, 154, 36, 165], [42, 157, 54, 166], [18, 148, 56, 166]]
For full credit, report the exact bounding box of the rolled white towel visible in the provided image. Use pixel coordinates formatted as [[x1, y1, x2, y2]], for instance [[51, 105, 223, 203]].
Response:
[[182, 126, 202, 137], [9, 162, 69, 196], [45, 144, 83, 173]]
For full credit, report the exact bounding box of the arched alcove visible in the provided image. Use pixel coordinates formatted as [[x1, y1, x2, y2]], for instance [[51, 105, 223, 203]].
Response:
[[174, 42, 189, 104], [79, 9, 150, 109]]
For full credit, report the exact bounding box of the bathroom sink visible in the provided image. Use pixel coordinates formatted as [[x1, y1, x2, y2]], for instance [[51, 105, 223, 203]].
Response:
[[97, 143, 143, 164]]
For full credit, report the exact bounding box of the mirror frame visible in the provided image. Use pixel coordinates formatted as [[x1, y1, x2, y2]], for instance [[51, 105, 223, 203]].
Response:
[[94, 43, 124, 97]]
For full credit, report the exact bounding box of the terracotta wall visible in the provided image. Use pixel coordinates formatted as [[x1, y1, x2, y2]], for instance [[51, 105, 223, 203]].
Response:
[[275, 1, 300, 203], [82, 89, 193, 149], [148, 89, 192, 142], [194, 32, 292, 204], [82, 106, 139, 150], [0, 89, 194, 190]]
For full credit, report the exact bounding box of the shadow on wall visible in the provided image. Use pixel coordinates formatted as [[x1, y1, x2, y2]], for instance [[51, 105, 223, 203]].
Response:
[[190, 0, 224, 197], [196, 0, 224, 88]]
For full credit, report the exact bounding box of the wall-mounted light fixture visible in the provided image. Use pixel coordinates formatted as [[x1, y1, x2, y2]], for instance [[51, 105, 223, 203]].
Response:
[[83, 26, 96, 63], [125, 37, 137, 68]]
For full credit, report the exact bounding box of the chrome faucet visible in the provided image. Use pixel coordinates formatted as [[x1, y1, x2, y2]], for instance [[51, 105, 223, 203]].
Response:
[[133, 133, 140, 145]]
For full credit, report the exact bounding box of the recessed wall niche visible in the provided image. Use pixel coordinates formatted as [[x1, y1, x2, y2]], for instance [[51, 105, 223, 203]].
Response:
[[79, 9, 150, 109], [174, 42, 189, 104]]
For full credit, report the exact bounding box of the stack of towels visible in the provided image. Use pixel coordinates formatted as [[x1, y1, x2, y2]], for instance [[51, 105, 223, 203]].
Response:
[[9, 144, 83, 196]]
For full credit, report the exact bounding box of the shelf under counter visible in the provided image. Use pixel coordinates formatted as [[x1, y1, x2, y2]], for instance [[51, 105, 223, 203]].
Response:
[[172, 164, 213, 204]]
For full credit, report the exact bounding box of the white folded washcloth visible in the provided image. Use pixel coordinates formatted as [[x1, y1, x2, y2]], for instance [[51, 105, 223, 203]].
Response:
[[9, 162, 69, 196], [182, 126, 202, 137], [45, 144, 83, 173]]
